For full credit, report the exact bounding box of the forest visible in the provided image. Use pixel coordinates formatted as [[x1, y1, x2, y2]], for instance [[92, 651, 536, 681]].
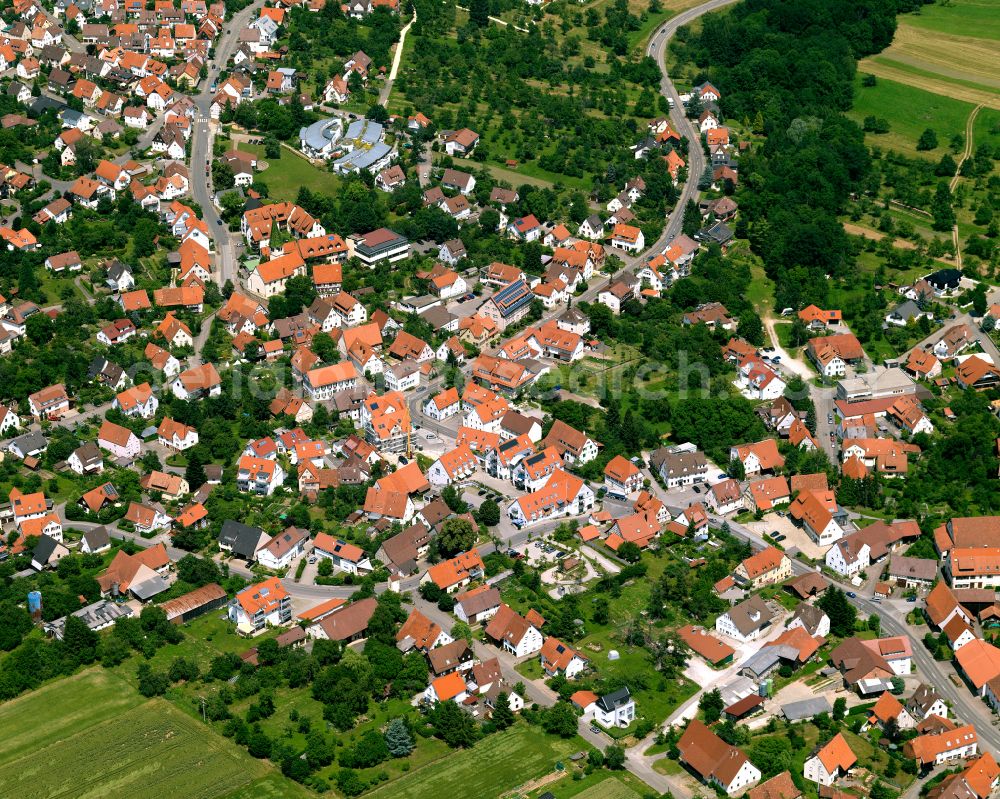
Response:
[[670, 0, 934, 310]]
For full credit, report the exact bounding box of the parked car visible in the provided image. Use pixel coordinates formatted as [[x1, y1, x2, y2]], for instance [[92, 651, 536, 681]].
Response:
[[693, 485, 701, 493], [827, 413, 834, 423], [846, 591, 857, 598]]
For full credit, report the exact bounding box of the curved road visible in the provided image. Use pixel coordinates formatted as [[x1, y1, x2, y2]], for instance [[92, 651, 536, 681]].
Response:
[[630, 0, 739, 267], [190, 0, 269, 288]]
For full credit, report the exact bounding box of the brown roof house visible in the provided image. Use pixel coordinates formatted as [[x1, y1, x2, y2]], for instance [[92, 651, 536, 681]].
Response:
[[678, 719, 762, 796], [715, 594, 777, 643]]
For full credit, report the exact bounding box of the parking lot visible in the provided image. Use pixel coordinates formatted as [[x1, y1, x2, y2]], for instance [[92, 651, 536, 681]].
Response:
[[747, 516, 827, 560], [523, 539, 574, 569]]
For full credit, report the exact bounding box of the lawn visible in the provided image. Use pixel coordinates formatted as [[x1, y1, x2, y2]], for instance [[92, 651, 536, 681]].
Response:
[[115, 612, 264, 688], [0, 669, 289, 799], [451, 156, 558, 190], [747, 259, 776, 317], [860, 57, 1000, 108], [236, 141, 341, 201], [365, 723, 580, 799], [847, 75, 976, 158], [973, 107, 1000, 152], [903, 0, 1000, 41]]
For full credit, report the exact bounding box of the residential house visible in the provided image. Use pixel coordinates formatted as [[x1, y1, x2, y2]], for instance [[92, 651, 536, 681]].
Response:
[[228, 576, 292, 633], [804, 734, 857, 786], [678, 719, 762, 796]]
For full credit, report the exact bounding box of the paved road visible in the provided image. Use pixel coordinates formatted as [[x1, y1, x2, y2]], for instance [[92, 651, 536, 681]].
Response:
[[189, 0, 269, 287], [629, 0, 740, 267]]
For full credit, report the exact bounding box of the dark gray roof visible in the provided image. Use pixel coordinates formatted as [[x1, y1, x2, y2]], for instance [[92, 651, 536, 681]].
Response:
[[218, 519, 265, 559], [781, 697, 831, 721], [596, 686, 632, 712], [724, 594, 776, 636], [739, 647, 784, 678], [32, 534, 61, 567], [130, 575, 170, 600], [420, 305, 456, 331], [9, 431, 47, 454], [419, 499, 451, 529], [73, 442, 103, 467], [30, 96, 67, 114]]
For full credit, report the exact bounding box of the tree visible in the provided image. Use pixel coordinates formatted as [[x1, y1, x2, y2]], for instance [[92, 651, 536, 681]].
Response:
[[441, 484, 468, 513], [681, 199, 701, 236], [431, 700, 481, 747], [469, 0, 489, 27], [168, 656, 199, 683], [592, 597, 610, 625], [699, 688, 724, 723], [438, 517, 476, 557], [604, 745, 626, 770], [972, 284, 988, 317], [917, 128, 938, 151], [542, 701, 579, 737], [616, 541, 642, 563], [737, 313, 764, 346], [0, 601, 33, 651], [451, 621, 472, 644], [26, 312, 55, 344], [61, 614, 99, 665], [176, 554, 220, 587], [185, 450, 207, 490], [136, 663, 169, 697], [477, 499, 500, 527], [832, 697, 847, 721], [818, 587, 857, 637], [247, 726, 272, 759], [306, 730, 336, 767], [317, 558, 333, 577], [212, 158, 235, 189], [491, 693, 516, 730], [934, 153, 957, 177], [931, 183, 956, 232], [384, 717, 414, 757], [366, 104, 389, 124]]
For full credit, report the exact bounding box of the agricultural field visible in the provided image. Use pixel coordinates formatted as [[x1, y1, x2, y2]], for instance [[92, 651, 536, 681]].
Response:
[[858, 0, 1000, 109], [0, 669, 302, 799], [365, 724, 580, 799], [903, 0, 1000, 39], [537, 774, 646, 799]]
